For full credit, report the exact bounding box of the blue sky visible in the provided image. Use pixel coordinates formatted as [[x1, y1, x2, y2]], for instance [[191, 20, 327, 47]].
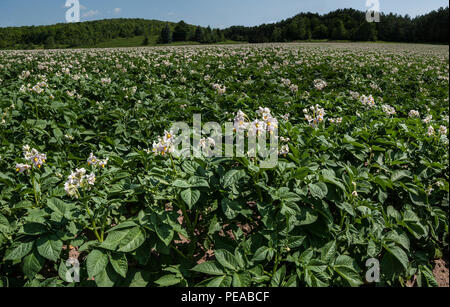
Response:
[[0, 0, 448, 28]]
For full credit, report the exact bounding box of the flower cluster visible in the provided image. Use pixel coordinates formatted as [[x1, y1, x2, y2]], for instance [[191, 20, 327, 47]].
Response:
[[101, 77, 111, 85], [151, 130, 176, 156], [382, 104, 396, 116], [212, 83, 226, 95], [19, 81, 48, 95], [16, 145, 47, 173], [313, 79, 327, 91], [234, 107, 279, 137], [279, 145, 290, 156], [279, 136, 290, 156], [426, 126, 435, 137], [19, 70, 31, 80], [328, 117, 343, 124], [15, 163, 32, 173], [303, 105, 326, 128], [233, 110, 249, 132], [349, 91, 360, 100], [360, 95, 375, 108], [199, 137, 216, 150], [423, 115, 432, 124], [64, 168, 96, 199], [87, 153, 109, 168], [289, 84, 298, 93], [408, 110, 420, 118], [439, 125, 447, 135], [281, 78, 291, 87]]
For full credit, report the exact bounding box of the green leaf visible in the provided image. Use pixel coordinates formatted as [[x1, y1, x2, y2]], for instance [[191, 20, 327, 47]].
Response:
[[277, 187, 301, 203], [321, 170, 346, 191], [232, 272, 252, 287], [296, 207, 318, 226], [20, 222, 47, 235], [271, 265, 286, 287], [222, 169, 246, 188], [86, 249, 109, 278], [221, 198, 242, 219], [180, 189, 200, 209], [109, 253, 128, 278], [252, 246, 269, 262], [36, 235, 62, 262], [0, 213, 9, 234], [46, 198, 70, 218], [309, 182, 328, 199], [155, 223, 174, 246], [206, 275, 232, 287], [22, 250, 45, 278], [191, 261, 225, 276], [384, 244, 408, 270], [100, 229, 130, 250], [4, 240, 34, 261], [117, 227, 146, 252], [214, 249, 240, 271], [320, 241, 337, 263], [304, 267, 329, 287], [172, 179, 191, 188], [333, 255, 363, 287], [385, 230, 410, 251], [95, 265, 118, 287], [391, 170, 411, 182], [154, 274, 182, 287], [0, 173, 14, 185]]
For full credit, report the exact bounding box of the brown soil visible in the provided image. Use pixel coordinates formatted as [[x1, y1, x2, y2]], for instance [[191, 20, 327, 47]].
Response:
[[433, 259, 449, 287]]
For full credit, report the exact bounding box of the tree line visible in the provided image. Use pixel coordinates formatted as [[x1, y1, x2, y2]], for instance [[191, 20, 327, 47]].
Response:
[[223, 7, 448, 43], [0, 7, 447, 49], [157, 21, 225, 44]]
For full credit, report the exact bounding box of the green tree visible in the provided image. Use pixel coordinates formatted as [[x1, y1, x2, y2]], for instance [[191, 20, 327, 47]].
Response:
[[173, 20, 189, 42], [44, 36, 55, 49], [287, 21, 300, 40], [158, 24, 172, 44], [271, 27, 283, 42], [331, 19, 347, 40], [356, 22, 377, 41], [312, 24, 328, 39], [194, 26, 204, 43]]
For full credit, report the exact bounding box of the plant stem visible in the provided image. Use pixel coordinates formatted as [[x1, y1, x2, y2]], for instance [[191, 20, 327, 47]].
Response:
[[170, 244, 188, 259], [83, 189, 103, 242], [170, 154, 178, 175], [32, 174, 39, 208]]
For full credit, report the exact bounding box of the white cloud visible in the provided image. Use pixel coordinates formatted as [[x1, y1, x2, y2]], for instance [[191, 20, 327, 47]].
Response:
[[114, 8, 122, 14], [80, 5, 87, 10], [82, 10, 100, 18]]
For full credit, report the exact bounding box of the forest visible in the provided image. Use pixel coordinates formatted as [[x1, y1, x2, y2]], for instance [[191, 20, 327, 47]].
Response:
[[0, 7, 448, 49]]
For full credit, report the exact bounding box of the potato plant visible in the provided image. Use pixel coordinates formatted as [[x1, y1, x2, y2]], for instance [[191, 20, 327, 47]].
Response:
[[0, 43, 448, 287]]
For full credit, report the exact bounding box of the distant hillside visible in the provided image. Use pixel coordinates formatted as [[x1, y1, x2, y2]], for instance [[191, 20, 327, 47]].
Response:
[[0, 18, 225, 49], [0, 7, 448, 50]]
